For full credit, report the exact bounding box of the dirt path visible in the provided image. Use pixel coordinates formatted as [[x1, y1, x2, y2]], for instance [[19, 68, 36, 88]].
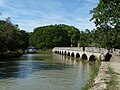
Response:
[[109, 54, 120, 90], [110, 54, 120, 63]]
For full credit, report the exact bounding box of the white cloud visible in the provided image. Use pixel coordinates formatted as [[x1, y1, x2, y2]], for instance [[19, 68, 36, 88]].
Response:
[[12, 19, 41, 32]]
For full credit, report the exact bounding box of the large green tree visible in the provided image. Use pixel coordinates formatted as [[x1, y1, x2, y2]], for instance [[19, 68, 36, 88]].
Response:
[[29, 24, 80, 49], [90, 0, 120, 48], [0, 20, 29, 53]]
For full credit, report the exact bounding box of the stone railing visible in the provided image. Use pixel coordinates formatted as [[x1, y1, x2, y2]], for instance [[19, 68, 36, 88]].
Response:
[[53, 47, 108, 55]]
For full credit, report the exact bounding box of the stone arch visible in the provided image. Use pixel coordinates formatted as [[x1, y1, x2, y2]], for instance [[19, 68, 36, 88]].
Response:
[[60, 51, 61, 54], [67, 52, 70, 56], [55, 51, 57, 53], [76, 53, 80, 58], [54, 51, 57, 53], [82, 54, 88, 60], [104, 53, 112, 61], [62, 51, 63, 55], [89, 55, 96, 61], [71, 52, 74, 57], [64, 51, 67, 55]]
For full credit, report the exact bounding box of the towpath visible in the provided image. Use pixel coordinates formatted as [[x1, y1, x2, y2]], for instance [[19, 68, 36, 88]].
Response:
[[90, 53, 120, 90]]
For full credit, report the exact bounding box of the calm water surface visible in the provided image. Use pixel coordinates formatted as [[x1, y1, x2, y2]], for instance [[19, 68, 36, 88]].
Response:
[[0, 53, 94, 90]]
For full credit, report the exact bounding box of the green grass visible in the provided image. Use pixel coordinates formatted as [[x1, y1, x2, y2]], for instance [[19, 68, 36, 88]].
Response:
[[36, 49, 52, 54], [106, 67, 118, 90]]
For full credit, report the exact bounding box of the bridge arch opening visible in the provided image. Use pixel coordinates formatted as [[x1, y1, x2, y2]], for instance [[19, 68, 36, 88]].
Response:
[[55, 51, 57, 53], [62, 51, 63, 55], [76, 53, 80, 58], [67, 52, 70, 56], [64, 51, 67, 55], [82, 54, 88, 60], [89, 55, 96, 62], [54, 51, 57, 53], [60, 51, 61, 54], [71, 52, 74, 57], [104, 53, 112, 61]]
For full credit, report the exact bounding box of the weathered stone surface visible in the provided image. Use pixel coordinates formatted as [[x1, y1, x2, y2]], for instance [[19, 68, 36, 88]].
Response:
[[90, 54, 120, 90], [110, 62, 120, 90], [89, 62, 110, 90]]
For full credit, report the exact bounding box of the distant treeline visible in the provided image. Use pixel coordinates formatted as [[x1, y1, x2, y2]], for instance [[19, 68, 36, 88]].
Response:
[[29, 24, 120, 50], [29, 24, 80, 49]]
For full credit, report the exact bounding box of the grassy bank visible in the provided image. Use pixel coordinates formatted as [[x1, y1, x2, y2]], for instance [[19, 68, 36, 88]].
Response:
[[36, 49, 52, 54], [0, 49, 23, 59], [82, 60, 101, 90], [106, 67, 118, 90]]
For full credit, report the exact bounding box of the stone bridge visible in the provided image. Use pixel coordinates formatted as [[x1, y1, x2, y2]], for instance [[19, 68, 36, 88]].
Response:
[[52, 47, 110, 61]]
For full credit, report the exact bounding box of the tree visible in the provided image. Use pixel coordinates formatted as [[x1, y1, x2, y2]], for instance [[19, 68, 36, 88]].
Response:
[[19, 30, 29, 49], [0, 20, 29, 53], [29, 24, 80, 49], [90, 0, 120, 28], [90, 0, 120, 48]]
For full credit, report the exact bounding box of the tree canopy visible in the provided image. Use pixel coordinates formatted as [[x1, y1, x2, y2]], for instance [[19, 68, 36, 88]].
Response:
[[29, 24, 80, 49], [0, 20, 29, 53], [90, 0, 120, 48]]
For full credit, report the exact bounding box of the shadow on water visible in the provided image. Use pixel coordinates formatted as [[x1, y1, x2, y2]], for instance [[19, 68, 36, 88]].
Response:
[[0, 54, 72, 79]]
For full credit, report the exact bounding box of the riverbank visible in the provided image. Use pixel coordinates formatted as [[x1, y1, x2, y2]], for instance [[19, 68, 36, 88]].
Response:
[[89, 54, 120, 90], [36, 49, 52, 54], [0, 49, 23, 59], [82, 59, 101, 90]]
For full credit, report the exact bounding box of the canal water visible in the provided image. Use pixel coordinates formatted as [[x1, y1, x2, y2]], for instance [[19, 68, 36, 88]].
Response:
[[0, 53, 94, 90]]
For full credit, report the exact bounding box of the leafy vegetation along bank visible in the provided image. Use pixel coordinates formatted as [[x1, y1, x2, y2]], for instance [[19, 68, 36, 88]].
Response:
[[0, 18, 29, 59]]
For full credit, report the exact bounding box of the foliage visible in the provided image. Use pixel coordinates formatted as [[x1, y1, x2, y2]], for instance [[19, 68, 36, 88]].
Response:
[[0, 49, 23, 59], [89, 0, 120, 49], [29, 24, 80, 49], [0, 20, 29, 53], [79, 29, 95, 47]]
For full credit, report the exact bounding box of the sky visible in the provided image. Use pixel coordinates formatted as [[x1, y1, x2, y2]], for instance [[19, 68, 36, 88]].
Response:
[[0, 0, 99, 32]]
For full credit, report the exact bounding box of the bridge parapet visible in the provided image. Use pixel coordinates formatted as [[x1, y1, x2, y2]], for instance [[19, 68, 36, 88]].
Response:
[[53, 47, 115, 61], [53, 47, 108, 55], [53, 47, 82, 51]]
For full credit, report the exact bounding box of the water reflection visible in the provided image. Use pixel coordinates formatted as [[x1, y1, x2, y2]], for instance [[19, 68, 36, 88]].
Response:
[[0, 54, 74, 79], [0, 53, 92, 90]]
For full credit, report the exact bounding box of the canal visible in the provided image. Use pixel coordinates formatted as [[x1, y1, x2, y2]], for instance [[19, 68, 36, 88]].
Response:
[[0, 53, 95, 90]]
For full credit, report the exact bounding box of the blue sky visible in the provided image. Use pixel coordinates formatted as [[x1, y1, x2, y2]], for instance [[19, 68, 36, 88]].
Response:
[[0, 0, 99, 32]]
